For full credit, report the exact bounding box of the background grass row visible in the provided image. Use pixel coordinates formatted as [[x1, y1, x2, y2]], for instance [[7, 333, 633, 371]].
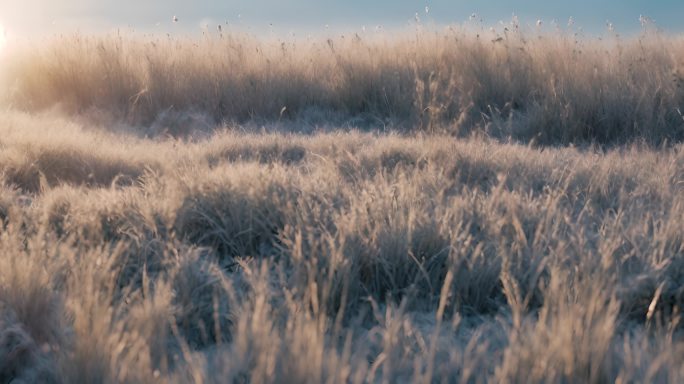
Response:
[[2, 27, 684, 145]]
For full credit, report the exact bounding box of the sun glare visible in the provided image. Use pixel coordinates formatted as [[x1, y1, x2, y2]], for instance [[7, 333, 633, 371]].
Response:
[[0, 23, 6, 53]]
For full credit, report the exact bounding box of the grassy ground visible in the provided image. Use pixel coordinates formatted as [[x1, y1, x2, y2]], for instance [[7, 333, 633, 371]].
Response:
[[0, 26, 683, 383]]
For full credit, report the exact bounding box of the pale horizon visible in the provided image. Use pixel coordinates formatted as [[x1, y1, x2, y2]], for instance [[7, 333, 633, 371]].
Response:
[[1, 0, 682, 41]]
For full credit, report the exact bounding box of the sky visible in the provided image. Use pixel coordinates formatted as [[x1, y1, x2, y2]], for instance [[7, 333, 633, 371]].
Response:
[[0, 0, 682, 40]]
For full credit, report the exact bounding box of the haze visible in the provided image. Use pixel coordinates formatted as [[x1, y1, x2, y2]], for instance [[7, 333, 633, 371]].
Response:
[[1, 0, 682, 39]]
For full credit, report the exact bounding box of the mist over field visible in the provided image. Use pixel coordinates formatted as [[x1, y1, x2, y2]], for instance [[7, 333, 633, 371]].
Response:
[[0, 11, 683, 383]]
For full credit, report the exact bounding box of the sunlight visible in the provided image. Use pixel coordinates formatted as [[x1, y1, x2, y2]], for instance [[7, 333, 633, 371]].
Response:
[[0, 22, 6, 54]]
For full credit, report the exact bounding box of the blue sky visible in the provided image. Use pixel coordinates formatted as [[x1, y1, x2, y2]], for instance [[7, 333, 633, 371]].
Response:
[[1, 1, 682, 39]]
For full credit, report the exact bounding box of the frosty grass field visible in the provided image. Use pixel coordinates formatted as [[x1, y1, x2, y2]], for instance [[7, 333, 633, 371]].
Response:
[[0, 21, 683, 382]]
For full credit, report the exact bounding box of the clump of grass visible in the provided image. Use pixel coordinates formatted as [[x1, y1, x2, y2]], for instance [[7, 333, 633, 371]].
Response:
[[172, 164, 294, 260], [170, 249, 235, 349]]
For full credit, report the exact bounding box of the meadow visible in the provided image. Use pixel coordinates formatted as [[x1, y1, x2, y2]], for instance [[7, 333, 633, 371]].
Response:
[[0, 23, 682, 382]]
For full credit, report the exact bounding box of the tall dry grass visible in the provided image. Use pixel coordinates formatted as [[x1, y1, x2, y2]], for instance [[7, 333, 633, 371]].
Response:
[[0, 110, 682, 382], [1, 25, 684, 144]]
